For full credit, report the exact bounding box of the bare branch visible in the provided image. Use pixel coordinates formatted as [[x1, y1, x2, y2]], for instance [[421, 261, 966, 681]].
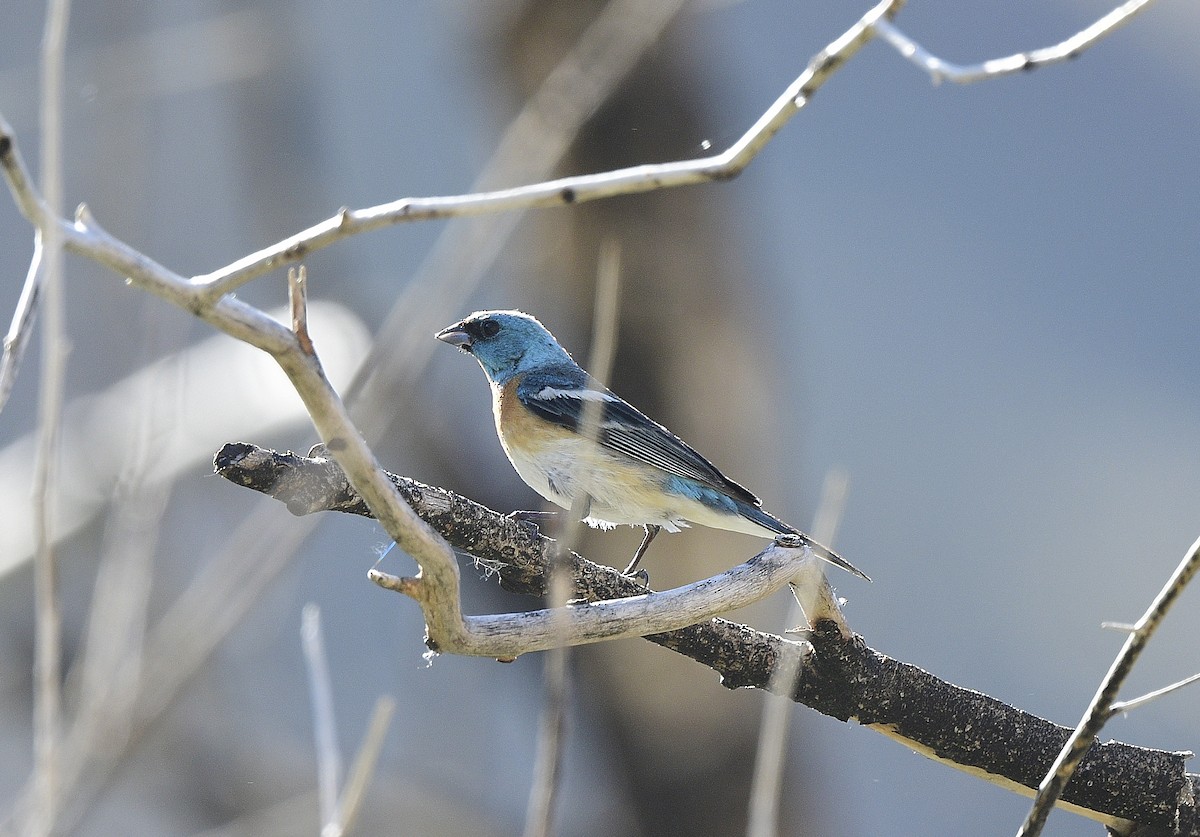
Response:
[[523, 241, 623, 837], [1110, 672, 1200, 715], [875, 0, 1156, 85], [1018, 534, 1200, 836], [336, 696, 395, 836], [369, 543, 822, 658], [30, 1, 72, 832], [213, 443, 1200, 832], [289, 266, 314, 356], [302, 605, 343, 837], [182, 0, 901, 300], [0, 0, 1160, 315], [522, 635, 569, 837], [1102, 621, 1139, 633], [218, 442, 825, 658], [0, 234, 43, 414]]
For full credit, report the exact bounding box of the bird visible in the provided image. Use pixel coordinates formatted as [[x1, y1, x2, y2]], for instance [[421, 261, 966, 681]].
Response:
[[435, 310, 869, 581]]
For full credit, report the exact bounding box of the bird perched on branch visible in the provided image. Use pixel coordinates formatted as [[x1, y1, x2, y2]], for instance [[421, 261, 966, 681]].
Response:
[[436, 310, 868, 581]]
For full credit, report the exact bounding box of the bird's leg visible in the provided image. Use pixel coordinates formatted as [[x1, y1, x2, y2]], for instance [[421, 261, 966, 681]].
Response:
[[622, 524, 662, 576]]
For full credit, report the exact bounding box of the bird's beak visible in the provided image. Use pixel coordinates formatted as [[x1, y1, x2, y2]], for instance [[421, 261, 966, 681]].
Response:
[[435, 323, 473, 352]]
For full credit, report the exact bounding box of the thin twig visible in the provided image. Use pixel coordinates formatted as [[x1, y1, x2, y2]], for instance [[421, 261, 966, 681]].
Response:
[[1110, 672, 1200, 715], [190, 0, 903, 302], [336, 696, 396, 836], [523, 245, 622, 837], [522, 637, 570, 837], [61, 381, 175, 833], [179, 0, 1147, 299], [587, 239, 622, 384], [289, 266, 314, 355], [30, 1, 71, 833], [0, 0, 1146, 314], [874, 0, 1156, 85], [0, 233, 43, 414], [364, 525, 821, 657], [302, 604, 343, 837], [1017, 534, 1200, 836], [1101, 621, 1138, 632], [746, 469, 850, 837]]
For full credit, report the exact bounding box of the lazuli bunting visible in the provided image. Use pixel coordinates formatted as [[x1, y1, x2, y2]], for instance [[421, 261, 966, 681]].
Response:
[[436, 310, 869, 581]]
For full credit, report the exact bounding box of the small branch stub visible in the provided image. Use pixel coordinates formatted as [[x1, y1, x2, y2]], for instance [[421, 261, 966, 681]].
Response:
[[288, 266, 314, 355]]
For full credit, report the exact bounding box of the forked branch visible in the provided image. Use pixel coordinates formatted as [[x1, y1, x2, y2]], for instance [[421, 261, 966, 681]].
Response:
[[213, 442, 1199, 834]]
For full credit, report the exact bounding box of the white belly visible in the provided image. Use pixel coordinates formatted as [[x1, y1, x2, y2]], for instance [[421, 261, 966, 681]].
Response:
[[502, 437, 689, 532], [502, 438, 783, 539]]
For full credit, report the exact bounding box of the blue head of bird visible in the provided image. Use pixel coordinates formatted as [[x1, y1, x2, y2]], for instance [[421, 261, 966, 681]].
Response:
[[436, 310, 574, 384]]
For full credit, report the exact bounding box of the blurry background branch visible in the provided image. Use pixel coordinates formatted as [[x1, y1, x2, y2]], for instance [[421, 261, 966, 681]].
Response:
[[2, 1, 694, 830], [747, 469, 851, 837], [29, 2, 70, 836]]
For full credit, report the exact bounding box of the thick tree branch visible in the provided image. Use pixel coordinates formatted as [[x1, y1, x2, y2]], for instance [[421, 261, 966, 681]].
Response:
[[215, 442, 841, 659], [214, 442, 1199, 834]]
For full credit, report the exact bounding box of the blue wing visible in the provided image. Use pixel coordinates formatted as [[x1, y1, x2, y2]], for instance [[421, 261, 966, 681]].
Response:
[[517, 367, 872, 580], [516, 367, 762, 507]]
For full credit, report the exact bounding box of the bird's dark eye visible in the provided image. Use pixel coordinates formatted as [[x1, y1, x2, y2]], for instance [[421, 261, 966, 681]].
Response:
[[468, 318, 501, 340]]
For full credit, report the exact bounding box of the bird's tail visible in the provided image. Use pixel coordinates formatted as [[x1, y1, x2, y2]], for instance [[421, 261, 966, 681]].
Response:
[[738, 503, 871, 582]]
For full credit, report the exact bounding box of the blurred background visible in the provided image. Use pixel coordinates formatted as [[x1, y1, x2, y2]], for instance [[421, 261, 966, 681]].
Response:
[[1, 1, 1198, 834]]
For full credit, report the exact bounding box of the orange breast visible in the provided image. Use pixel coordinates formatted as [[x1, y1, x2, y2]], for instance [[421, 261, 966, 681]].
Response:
[[493, 375, 574, 456]]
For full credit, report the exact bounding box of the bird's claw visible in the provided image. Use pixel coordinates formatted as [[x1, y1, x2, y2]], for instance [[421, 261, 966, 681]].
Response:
[[508, 509, 560, 522], [622, 568, 650, 587]]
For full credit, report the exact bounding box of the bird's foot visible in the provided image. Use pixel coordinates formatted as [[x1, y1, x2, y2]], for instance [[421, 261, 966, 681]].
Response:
[[622, 567, 651, 587], [620, 524, 661, 579]]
